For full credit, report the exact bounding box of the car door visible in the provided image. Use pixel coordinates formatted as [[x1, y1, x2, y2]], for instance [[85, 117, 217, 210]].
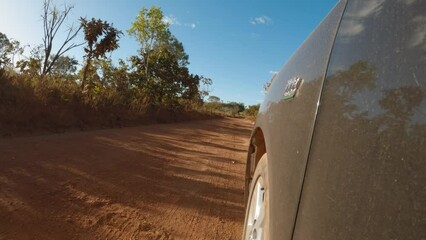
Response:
[[293, 0, 426, 239], [250, 1, 347, 239]]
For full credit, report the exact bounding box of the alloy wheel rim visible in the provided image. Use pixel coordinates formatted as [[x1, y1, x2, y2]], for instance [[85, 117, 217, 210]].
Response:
[[245, 176, 266, 240]]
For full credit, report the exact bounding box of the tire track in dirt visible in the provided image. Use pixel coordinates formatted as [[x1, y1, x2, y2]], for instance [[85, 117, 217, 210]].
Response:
[[0, 118, 252, 240]]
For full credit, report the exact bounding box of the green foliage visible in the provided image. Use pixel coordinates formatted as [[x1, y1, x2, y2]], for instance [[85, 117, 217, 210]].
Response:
[[128, 6, 171, 78], [80, 17, 122, 91], [81, 18, 122, 59], [244, 104, 260, 118], [0, 32, 12, 68], [1, 4, 217, 131], [199, 77, 212, 101], [204, 101, 245, 117], [16, 45, 44, 76], [0, 33, 24, 70], [16, 58, 42, 77], [203, 102, 259, 118], [224, 102, 245, 116], [50, 55, 78, 78], [208, 96, 221, 103], [127, 6, 209, 107], [128, 6, 170, 46]]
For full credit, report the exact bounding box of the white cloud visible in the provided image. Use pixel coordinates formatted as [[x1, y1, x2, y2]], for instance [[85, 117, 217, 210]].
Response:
[[162, 15, 180, 26], [339, 19, 364, 37], [398, 0, 417, 5], [269, 70, 278, 75], [163, 15, 196, 30], [408, 16, 426, 50], [250, 16, 273, 25], [348, 0, 385, 18], [341, 0, 385, 37]]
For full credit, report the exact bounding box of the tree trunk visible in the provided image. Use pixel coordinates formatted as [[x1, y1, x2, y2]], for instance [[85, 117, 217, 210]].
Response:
[[81, 57, 91, 91]]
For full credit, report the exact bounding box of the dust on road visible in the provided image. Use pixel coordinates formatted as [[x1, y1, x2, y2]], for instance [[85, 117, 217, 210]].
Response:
[[0, 118, 252, 240]]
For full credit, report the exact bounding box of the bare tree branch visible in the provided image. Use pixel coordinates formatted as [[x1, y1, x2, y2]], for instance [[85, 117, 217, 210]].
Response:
[[41, 0, 82, 76]]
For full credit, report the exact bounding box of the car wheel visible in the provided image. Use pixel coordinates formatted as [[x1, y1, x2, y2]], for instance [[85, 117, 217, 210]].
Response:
[[243, 154, 269, 240]]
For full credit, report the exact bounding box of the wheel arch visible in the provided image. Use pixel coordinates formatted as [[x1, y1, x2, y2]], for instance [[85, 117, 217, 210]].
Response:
[[244, 126, 267, 206]]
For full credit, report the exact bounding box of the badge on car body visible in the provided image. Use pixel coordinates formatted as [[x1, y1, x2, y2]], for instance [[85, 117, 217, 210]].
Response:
[[283, 77, 303, 100]]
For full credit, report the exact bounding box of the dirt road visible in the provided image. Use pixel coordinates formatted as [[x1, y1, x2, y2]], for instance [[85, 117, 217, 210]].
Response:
[[0, 118, 252, 240]]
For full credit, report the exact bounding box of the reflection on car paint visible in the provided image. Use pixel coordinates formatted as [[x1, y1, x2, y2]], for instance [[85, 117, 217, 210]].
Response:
[[293, 0, 426, 239]]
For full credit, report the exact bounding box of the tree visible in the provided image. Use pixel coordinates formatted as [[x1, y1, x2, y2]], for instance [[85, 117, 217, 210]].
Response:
[[16, 45, 44, 76], [128, 6, 171, 78], [0, 33, 12, 68], [93, 58, 127, 89], [41, 0, 83, 76], [225, 102, 245, 116], [244, 104, 260, 118], [97, 58, 115, 87], [80, 17, 122, 91], [113, 59, 131, 92], [50, 55, 78, 78], [147, 36, 190, 104], [208, 96, 221, 103], [199, 77, 212, 102], [128, 6, 213, 107], [8, 39, 25, 69]]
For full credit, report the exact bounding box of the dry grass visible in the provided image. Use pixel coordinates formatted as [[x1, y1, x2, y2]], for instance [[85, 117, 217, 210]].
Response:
[[0, 71, 217, 137]]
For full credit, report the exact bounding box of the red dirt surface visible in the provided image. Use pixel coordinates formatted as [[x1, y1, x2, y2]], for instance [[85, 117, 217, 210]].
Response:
[[0, 118, 252, 240]]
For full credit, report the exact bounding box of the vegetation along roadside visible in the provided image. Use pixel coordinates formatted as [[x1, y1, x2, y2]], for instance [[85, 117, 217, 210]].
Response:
[[0, 1, 239, 137]]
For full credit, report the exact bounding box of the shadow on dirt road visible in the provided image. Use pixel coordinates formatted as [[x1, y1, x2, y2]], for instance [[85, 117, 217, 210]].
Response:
[[0, 118, 252, 240]]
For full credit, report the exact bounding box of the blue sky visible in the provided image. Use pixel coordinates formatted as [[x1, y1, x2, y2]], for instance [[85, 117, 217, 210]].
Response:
[[0, 0, 338, 105]]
